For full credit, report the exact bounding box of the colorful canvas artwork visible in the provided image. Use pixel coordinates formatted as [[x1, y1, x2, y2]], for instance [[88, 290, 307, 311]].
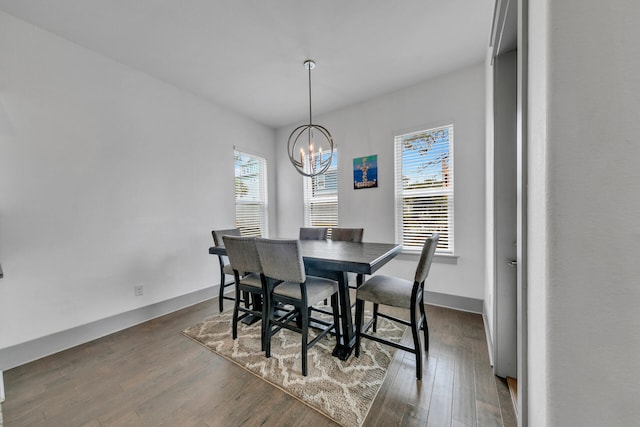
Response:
[[353, 155, 378, 189]]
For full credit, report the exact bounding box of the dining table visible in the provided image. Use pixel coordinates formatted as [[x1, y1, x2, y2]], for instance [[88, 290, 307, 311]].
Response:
[[209, 239, 401, 360]]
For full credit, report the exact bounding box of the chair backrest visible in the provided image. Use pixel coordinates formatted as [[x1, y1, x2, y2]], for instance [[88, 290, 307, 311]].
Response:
[[212, 228, 241, 246], [299, 227, 328, 240], [414, 234, 439, 284], [222, 235, 262, 274], [331, 228, 364, 242], [256, 238, 306, 284]]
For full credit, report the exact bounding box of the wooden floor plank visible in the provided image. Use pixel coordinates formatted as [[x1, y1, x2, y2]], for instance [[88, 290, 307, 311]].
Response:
[[452, 335, 477, 426], [2, 299, 514, 426], [425, 344, 454, 427], [472, 330, 505, 427], [496, 377, 518, 427]]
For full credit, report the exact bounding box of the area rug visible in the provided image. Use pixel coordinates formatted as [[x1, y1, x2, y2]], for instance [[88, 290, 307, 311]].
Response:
[[182, 310, 405, 426]]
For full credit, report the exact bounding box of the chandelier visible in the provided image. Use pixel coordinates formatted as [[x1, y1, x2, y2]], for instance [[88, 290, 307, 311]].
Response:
[[287, 60, 334, 177]]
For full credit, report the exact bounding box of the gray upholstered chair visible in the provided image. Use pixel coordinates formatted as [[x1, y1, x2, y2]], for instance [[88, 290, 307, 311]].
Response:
[[331, 227, 364, 290], [256, 238, 341, 376], [355, 233, 439, 380], [212, 228, 241, 312], [222, 235, 268, 350], [299, 227, 328, 240], [330, 227, 364, 243]]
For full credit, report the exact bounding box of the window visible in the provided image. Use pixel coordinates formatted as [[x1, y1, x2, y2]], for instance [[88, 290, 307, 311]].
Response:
[[304, 149, 338, 233], [234, 150, 268, 237], [395, 125, 454, 254]]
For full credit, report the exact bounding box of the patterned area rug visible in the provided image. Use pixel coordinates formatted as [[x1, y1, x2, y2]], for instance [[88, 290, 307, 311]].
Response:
[[183, 310, 405, 426]]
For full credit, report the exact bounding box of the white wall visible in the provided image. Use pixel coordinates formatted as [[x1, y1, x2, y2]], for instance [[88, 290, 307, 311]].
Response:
[[276, 63, 486, 300], [528, 0, 640, 425], [0, 12, 276, 354]]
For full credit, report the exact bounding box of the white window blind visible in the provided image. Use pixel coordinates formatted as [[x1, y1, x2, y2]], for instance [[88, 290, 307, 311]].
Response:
[[395, 125, 454, 254], [234, 150, 268, 237], [304, 149, 338, 232]]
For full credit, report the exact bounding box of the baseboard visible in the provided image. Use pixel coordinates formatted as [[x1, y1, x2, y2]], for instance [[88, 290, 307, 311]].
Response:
[[482, 311, 495, 368], [424, 290, 483, 314], [0, 370, 4, 427], [0, 286, 223, 371], [0, 286, 482, 372], [0, 370, 5, 402]]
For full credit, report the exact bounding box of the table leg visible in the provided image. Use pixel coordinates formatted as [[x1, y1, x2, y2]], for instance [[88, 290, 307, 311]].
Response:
[[332, 271, 356, 360], [240, 292, 262, 325]]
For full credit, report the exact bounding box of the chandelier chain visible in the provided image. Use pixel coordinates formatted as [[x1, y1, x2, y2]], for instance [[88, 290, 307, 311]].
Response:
[[308, 63, 312, 124]]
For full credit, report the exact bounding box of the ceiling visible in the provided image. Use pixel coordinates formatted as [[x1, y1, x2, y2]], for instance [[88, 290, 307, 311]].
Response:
[[0, 0, 494, 128]]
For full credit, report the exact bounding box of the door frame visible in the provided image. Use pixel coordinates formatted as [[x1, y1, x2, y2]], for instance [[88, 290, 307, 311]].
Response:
[[489, 0, 528, 423], [516, 0, 528, 425]]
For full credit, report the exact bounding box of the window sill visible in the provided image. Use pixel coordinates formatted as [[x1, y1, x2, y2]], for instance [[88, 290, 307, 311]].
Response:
[[396, 251, 459, 265]]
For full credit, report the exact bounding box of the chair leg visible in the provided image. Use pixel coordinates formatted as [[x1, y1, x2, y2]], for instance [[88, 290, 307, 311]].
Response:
[[410, 302, 423, 380], [265, 298, 275, 358], [301, 305, 309, 376], [261, 292, 269, 352], [331, 293, 341, 347], [355, 299, 364, 358], [295, 312, 303, 329], [419, 296, 429, 352], [372, 303, 379, 332], [219, 271, 226, 312], [232, 286, 241, 340]]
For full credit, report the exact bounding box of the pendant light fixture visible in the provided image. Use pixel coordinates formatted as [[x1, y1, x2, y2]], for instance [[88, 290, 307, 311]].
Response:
[[287, 59, 334, 177]]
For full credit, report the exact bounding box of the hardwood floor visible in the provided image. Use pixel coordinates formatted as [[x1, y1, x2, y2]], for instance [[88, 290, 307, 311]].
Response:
[[2, 299, 515, 426]]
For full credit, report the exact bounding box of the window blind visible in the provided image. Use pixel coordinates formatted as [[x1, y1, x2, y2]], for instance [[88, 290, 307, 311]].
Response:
[[234, 150, 268, 237], [304, 148, 338, 234], [394, 125, 454, 254]]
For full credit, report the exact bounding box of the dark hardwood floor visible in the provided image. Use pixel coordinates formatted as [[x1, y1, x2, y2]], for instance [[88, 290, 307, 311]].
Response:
[[2, 298, 515, 426]]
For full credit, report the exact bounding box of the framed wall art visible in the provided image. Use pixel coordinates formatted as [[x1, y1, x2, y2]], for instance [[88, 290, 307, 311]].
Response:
[[353, 155, 378, 189]]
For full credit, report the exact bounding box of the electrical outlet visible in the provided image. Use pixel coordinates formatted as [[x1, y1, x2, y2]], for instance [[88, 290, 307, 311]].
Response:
[[134, 285, 144, 296]]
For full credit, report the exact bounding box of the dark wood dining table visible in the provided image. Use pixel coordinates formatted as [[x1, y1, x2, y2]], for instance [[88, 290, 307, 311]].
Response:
[[209, 239, 401, 360]]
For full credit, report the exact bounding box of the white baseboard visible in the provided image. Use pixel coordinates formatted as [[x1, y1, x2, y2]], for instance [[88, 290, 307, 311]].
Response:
[[424, 290, 483, 314], [0, 286, 483, 372], [481, 298, 495, 369], [482, 312, 495, 368], [0, 286, 222, 371]]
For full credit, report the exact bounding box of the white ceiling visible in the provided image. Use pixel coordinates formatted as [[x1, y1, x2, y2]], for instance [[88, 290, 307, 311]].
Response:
[[0, 0, 494, 128]]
